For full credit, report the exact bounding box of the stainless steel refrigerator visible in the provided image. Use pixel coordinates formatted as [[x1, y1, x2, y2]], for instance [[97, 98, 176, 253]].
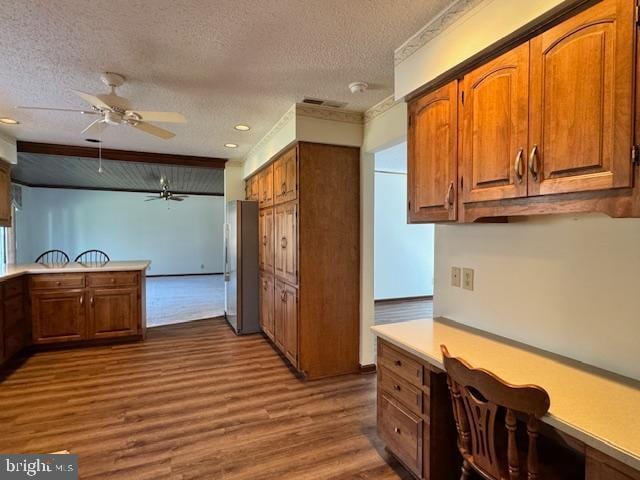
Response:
[[224, 200, 260, 335]]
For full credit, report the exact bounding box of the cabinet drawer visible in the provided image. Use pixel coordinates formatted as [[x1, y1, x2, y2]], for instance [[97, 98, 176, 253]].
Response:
[[4, 323, 25, 359], [87, 272, 138, 288], [379, 342, 423, 386], [380, 367, 422, 417], [378, 394, 423, 477], [3, 277, 24, 299], [30, 274, 85, 290], [4, 295, 25, 329]]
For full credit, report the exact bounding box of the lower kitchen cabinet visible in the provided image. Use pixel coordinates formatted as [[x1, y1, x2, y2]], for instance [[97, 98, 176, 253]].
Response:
[[30, 271, 144, 346], [267, 279, 298, 368], [377, 339, 459, 480], [89, 287, 139, 339], [1, 276, 27, 366], [259, 272, 275, 341]]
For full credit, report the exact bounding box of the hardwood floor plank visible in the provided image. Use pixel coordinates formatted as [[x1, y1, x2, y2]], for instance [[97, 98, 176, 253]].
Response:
[[0, 317, 408, 479]]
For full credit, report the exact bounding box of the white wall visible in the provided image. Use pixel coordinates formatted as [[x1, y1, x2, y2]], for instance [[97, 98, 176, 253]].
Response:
[[374, 143, 434, 300], [435, 215, 640, 381], [16, 186, 224, 276], [396, 0, 640, 380]]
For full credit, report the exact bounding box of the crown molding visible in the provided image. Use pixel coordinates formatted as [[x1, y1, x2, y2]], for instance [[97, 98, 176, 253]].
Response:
[[244, 105, 296, 162], [295, 103, 364, 124], [394, 0, 485, 66], [364, 95, 402, 123]]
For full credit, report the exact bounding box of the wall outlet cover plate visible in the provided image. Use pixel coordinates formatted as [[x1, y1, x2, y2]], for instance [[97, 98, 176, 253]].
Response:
[[451, 267, 461, 287], [462, 268, 474, 291]]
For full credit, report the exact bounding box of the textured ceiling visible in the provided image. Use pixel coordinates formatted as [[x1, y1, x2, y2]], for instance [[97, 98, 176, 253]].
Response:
[[14, 153, 224, 195], [0, 0, 453, 159]]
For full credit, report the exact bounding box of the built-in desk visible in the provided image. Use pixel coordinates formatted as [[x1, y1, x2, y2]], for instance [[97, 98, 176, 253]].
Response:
[[372, 318, 640, 479]]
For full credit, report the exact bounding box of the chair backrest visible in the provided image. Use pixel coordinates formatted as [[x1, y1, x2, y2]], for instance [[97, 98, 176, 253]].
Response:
[[441, 345, 550, 480], [35, 249, 70, 266], [75, 250, 110, 265]]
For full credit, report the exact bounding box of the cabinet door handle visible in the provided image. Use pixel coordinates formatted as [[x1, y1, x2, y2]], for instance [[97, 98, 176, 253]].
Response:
[[79, 295, 83, 305], [281, 237, 287, 249], [281, 291, 287, 302], [393, 384, 401, 391], [528, 144, 540, 181], [281, 182, 286, 194], [444, 182, 454, 209], [263, 280, 268, 289], [90, 297, 94, 306], [262, 235, 268, 246], [395, 360, 402, 367], [514, 148, 524, 183], [394, 427, 401, 435]]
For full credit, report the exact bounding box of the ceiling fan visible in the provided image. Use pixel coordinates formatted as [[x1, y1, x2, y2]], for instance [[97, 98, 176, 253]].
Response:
[[17, 72, 186, 140], [145, 178, 189, 202]]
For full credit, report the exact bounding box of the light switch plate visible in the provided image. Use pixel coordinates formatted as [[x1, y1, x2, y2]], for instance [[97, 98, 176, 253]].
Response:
[[462, 268, 474, 291], [451, 267, 461, 287]]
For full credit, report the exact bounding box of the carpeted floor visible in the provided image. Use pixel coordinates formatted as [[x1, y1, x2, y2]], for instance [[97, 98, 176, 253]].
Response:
[[146, 274, 225, 327]]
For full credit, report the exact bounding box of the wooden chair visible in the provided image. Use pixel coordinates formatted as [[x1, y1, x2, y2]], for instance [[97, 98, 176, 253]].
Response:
[[75, 249, 110, 265], [441, 345, 574, 480], [35, 249, 70, 266]]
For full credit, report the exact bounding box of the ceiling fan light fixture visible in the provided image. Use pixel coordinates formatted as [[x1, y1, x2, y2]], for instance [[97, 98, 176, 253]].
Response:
[[224, 143, 238, 148], [0, 117, 20, 125], [234, 124, 250, 131]]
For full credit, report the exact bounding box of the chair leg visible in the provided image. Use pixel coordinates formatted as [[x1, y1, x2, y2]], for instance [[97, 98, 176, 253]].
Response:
[[460, 460, 472, 480]]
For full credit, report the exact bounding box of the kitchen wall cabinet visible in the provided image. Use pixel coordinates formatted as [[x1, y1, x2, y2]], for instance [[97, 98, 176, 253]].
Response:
[[248, 142, 360, 379], [30, 271, 144, 346], [408, 81, 458, 223], [259, 208, 274, 272], [0, 161, 11, 228], [259, 164, 274, 208], [407, 0, 639, 223], [274, 202, 297, 286]]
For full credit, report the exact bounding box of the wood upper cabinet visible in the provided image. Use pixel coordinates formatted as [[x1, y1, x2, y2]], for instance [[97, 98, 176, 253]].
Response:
[[259, 208, 274, 272], [273, 147, 297, 205], [31, 289, 85, 344], [408, 80, 458, 223], [0, 162, 12, 227], [259, 165, 274, 208], [462, 43, 530, 202], [528, 0, 635, 196], [88, 287, 138, 339], [274, 202, 297, 285], [259, 272, 275, 340], [275, 279, 297, 367]]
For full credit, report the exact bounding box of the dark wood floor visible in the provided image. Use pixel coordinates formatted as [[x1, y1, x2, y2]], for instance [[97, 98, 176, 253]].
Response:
[[0, 318, 412, 479]]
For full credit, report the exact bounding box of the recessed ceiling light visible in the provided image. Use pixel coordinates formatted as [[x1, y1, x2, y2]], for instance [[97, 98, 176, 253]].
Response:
[[0, 117, 19, 125], [234, 124, 250, 131], [225, 143, 238, 148]]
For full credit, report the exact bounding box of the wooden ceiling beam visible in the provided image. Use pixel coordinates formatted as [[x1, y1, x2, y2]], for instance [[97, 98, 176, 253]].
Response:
[[17, 142, 227, 169]]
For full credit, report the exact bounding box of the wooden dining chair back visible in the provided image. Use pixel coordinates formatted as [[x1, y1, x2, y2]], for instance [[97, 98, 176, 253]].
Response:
[[75, 250, 110, 265], [35, 249, 70, 266], [441, 345, 551, 480]]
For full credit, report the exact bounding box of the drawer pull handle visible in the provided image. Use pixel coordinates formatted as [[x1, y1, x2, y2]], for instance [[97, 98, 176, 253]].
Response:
[[110, 278, 115, 283], [394, 427, 401, 435], [281, 237, 287, 249], [393, 384, 401, 391], [395, 360, 402, 367], [56, 281, 62, 286]]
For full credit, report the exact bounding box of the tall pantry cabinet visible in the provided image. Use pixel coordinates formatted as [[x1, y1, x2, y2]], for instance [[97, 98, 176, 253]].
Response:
[[246, 142, 360, 379]]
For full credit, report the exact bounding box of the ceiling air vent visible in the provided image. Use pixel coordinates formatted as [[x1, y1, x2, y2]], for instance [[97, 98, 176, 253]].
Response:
[[302, 97, 348, 109]]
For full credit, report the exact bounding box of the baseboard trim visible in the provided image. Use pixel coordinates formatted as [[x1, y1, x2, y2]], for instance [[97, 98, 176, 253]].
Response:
[[359, 364, 377, 374], [375, 295, 433, 304], [146, 272, 223, 278]]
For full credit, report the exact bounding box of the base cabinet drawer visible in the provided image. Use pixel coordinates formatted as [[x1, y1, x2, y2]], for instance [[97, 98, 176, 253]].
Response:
[[380, 367, 423, 417], [378, 394, 423, 478], [30, 274, 85, 290], [87, 272, 138, 288], [379, 342, 424, 385]]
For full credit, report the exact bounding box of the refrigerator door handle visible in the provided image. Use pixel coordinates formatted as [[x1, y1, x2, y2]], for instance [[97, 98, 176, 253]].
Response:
[[223, 222, 231, 282]]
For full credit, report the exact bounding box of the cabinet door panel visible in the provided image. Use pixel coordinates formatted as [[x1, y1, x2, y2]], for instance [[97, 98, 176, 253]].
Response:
[[274, 147, 298, 205], [282, 283, 298, 367], [462, 43, 529, 202], [274, 281, 286, 351], [274, 203, 297, 285], [31, 289, 85, 343], [259, 208, 274, 272], [259, 272, 275, 340], [0, 162, 11, 227], [259, 165, 274, 208], [529, 0, 634, 196], [408, 81, 458, 222], [89, 287, 138, 339]]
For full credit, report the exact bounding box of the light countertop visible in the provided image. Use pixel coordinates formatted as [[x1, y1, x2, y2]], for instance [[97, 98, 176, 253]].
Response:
[[372, 318, 640, 471], [0, 261, 151, 281]]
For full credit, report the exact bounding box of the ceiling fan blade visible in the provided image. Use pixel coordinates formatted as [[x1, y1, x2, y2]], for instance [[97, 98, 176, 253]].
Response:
[[133, 122, 176, 140], [145, 197, 161, 201], [16, 106, 97, 114], [169, 197, 184, 201], [128, 111, 186, 123], [71, 89, 112, 110], [172, 195, 189, 199], [81, 119, 107, 135]]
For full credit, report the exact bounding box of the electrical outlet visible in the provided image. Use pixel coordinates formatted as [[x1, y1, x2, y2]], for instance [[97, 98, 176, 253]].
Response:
[[451, 267, 461, 287], [462, 268, 474, 291]]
